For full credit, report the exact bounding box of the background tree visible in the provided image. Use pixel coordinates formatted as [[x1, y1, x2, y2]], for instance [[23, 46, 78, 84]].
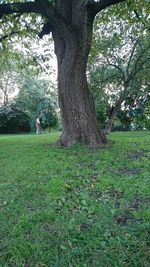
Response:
[[122, 84, 150, 130], [0, 27, 59, 134], [0, 43, 58, 134], [0, 48, 20, 106], [16, 77, 50, 115], [89, 12, 150, 133], [0, 39, 47, 106]]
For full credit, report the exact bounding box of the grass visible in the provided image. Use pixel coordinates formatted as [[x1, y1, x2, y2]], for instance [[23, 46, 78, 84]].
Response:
[[0, 131, 150, 267]]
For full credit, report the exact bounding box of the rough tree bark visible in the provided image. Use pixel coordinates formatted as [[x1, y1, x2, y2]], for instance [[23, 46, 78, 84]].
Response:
[[52, 1, 107, 146], [0, 0, 126, 146], [57, 52, 106, 146]]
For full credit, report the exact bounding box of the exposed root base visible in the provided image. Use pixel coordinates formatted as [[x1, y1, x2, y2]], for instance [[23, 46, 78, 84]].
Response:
[[59, 132, 107, 148]]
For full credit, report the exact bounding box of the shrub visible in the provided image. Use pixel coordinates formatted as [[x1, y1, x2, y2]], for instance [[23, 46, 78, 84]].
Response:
[[0, 103, 31, 133]]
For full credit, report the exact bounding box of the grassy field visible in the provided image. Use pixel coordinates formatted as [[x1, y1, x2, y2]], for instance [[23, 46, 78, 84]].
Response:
[[0, 131, 150, 267]]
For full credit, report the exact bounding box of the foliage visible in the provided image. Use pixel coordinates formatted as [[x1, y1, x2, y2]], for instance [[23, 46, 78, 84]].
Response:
[[114, 110, 132, 131], [0, 43, 48, 107], [15, 75, 58, 131], [0, 103, 31, 133], [16, 77, 50, 115], [0, 47, 20, 106], [126, 92, 150, 130], [0, 131, 150, 266], [31, 96, 58, 132], [89, 69, 109, 128], [89, 7, 150, 131], [0, 49, 58, 133]]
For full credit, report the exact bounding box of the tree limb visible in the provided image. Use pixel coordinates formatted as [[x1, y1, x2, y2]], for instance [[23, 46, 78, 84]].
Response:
[[106, 58, 125, 80], [134, 10, 150, 31], [92, 0, 126, 15], [0, 2, 41, 19], [0, 31, 20, 42], [130, 45, 150, 79], [126, 38, 140, 76], [0, 1, 68, 39], [130, 56, 150, 80]]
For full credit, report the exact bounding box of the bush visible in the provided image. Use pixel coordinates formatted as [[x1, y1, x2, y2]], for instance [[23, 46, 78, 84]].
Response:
[[0, 104, 31, 134]]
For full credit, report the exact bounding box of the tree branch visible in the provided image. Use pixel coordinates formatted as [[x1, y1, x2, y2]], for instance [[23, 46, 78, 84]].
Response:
[[0, 2, 42, 19], [92, 0, 126, 15], [106, 57, 125, 80], [0, 31, 19, 42], [130, 56, 150, 80], [130, 45, 150, 79], [0, 27, 39, 43], [134, 10, 150, 31], [0, 1, 63, 39], [126, 38, 140, 76]]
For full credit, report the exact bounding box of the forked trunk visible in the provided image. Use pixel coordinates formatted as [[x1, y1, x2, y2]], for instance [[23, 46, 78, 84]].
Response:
[[54, 36, 106, 147]]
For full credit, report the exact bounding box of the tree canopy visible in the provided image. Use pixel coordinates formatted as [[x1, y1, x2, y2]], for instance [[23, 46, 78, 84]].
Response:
[[89, 4, 150, 132]]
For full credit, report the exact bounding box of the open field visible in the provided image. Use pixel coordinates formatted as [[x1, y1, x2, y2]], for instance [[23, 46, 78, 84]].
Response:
[[0, 131, 150, 267]]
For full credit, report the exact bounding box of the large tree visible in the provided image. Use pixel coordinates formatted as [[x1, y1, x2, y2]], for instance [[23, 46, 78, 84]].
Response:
[[88, 8, 150, 133], [0, 0, 126, 146]]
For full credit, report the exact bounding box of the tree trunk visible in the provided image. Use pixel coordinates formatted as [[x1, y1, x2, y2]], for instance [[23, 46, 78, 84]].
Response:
[[104, 107, 119, 134], [104, 87, 127, 134], [49, 0, 109, 147], [53, 32, 106, 147]]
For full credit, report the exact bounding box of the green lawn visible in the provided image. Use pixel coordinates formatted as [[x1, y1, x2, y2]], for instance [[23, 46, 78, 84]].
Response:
[[0, 132, 150, 267]]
